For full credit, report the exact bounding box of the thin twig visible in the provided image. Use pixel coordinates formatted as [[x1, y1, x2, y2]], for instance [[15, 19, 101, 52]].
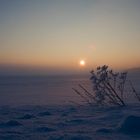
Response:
[[129, 81, 140, 102], [107, 82, 125, 106], [72, 88, 92, 105], [102, 83, 121, 106], [78, 84, 96, 102]]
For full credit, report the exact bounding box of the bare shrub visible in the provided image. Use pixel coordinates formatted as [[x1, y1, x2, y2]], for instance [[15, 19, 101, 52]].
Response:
[[73, 65, 129, 107]]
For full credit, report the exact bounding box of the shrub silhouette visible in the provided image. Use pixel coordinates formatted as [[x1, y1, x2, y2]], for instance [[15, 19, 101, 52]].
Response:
[[73, 65, 140, 107]]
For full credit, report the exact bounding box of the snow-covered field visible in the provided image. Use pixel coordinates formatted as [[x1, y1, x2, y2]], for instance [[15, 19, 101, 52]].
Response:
[[0, 74, 140, 140], [0, 104, 140, 140]]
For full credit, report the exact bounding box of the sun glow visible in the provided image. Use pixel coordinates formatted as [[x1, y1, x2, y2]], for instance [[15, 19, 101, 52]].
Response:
[[80, 60, 85, 66]]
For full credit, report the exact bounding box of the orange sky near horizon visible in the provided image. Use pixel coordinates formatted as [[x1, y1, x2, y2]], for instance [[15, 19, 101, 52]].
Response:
[[0, 0, 140, 75]]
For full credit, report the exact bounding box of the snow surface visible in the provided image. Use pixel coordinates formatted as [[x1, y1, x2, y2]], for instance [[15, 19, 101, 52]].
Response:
[[0, 104, 140, 140], [0, 74, 140, 139]]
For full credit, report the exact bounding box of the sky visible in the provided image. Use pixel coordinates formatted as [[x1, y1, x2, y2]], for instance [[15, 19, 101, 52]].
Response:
[[0, 0, 140, 75]]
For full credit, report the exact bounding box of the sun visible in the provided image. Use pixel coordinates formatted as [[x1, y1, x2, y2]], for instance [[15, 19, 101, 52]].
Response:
[[80, 60, 85, 66]]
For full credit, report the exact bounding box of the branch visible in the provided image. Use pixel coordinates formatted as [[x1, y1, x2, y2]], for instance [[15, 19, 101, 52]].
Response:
[[78, 84, 96, 102], [129, 81, 140, 102], [72, 88, 92, 105], [107, 82, 125, 106]]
